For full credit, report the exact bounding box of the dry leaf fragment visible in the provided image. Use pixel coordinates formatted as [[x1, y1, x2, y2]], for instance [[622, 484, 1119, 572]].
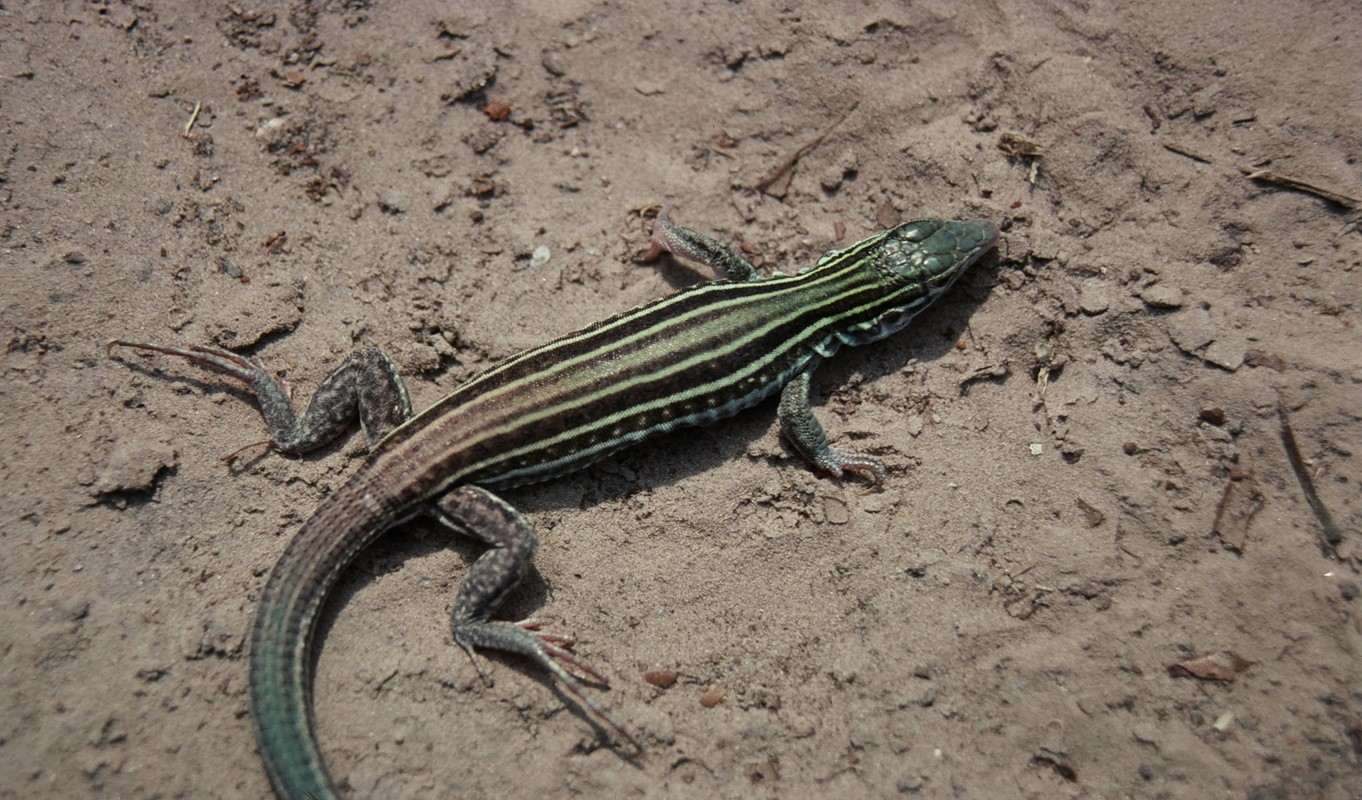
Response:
[[1169, 651, 1253, 681], [468, 176, 496, 196], [1033, 750, 1078, 782], [999, 131, 1047, 158], [1244, 349, 1286, 371]]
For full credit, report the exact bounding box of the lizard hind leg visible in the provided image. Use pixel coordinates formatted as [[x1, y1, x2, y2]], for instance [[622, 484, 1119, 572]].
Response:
[[432, 485, 642, 752], [109, 340, 412, 454], [646, 208, 762, 282]]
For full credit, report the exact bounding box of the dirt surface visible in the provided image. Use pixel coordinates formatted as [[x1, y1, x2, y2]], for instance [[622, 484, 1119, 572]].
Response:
[[3, 2, 1360, 798]]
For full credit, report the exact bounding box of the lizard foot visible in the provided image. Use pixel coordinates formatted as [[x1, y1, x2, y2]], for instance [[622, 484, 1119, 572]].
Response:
[[455, 618, 643, 753]]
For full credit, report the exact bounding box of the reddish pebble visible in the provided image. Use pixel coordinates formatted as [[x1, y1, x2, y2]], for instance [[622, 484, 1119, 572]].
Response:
[[699, 683, 726, 708], [643, 668, 678, 688]]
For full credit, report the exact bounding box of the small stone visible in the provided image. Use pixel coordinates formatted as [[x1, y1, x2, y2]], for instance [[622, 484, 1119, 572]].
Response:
[[1167, 308, 1216, 354], [849, 724, 879, 750], [643, 668, 678, 688], [378, 189, 407, 214], [444, 62, 498, 103], [95, 440, 177, 496], [823, 494, 850, 524], [699, 683, 726, 708], [1198, 407, 1227, 426], [254, 117, 290, 148], [482, 100, 511, 121], [464, 128, 503, 154], [541, 51, 566, 77], [897, 773, 925, 792], [819, 167, 844, 193], [1204, 336, 1246, 371], [1078, 282, 1110, 315], [530, 245, 552, 268], [1139, 284, 1184, 308]]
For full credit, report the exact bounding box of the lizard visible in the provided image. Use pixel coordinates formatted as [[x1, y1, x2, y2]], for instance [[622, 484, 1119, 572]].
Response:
[[111, 210, 999, 799]]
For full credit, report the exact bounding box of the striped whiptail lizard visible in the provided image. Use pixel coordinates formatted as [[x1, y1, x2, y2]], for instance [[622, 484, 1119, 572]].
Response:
[[112, 210, 998, 799]]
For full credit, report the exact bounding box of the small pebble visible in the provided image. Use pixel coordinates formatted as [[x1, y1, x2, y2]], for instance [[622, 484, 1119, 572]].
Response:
[[643, 668, 678, 688], [699, 683, 726, 708], [378, 189, 407, 214], [1138, 284, 1184, 309], [530, 245, 552, 268]]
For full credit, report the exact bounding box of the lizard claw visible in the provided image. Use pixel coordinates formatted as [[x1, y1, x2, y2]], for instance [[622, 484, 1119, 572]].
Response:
[[454, 618, 641, 752]]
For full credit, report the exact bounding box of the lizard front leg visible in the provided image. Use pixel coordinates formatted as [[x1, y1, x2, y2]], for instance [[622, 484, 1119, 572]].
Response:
[[109, 341, 412, 454], [430, 485, 641, 751], [778, 368, 887, 486]]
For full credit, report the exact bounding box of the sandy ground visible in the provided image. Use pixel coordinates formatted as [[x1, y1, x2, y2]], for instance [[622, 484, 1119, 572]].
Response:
[[2, 2, 1360, 798]]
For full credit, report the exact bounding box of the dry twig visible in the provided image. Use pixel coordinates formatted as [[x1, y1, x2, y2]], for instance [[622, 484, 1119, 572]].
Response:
[[1242, 167, 1360, 210], [754, 101, 859, 195], [1278, 400, 1344, 555]]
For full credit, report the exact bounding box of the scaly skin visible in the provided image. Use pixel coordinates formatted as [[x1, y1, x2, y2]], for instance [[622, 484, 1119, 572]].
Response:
[[112, 213, 998, 798]]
